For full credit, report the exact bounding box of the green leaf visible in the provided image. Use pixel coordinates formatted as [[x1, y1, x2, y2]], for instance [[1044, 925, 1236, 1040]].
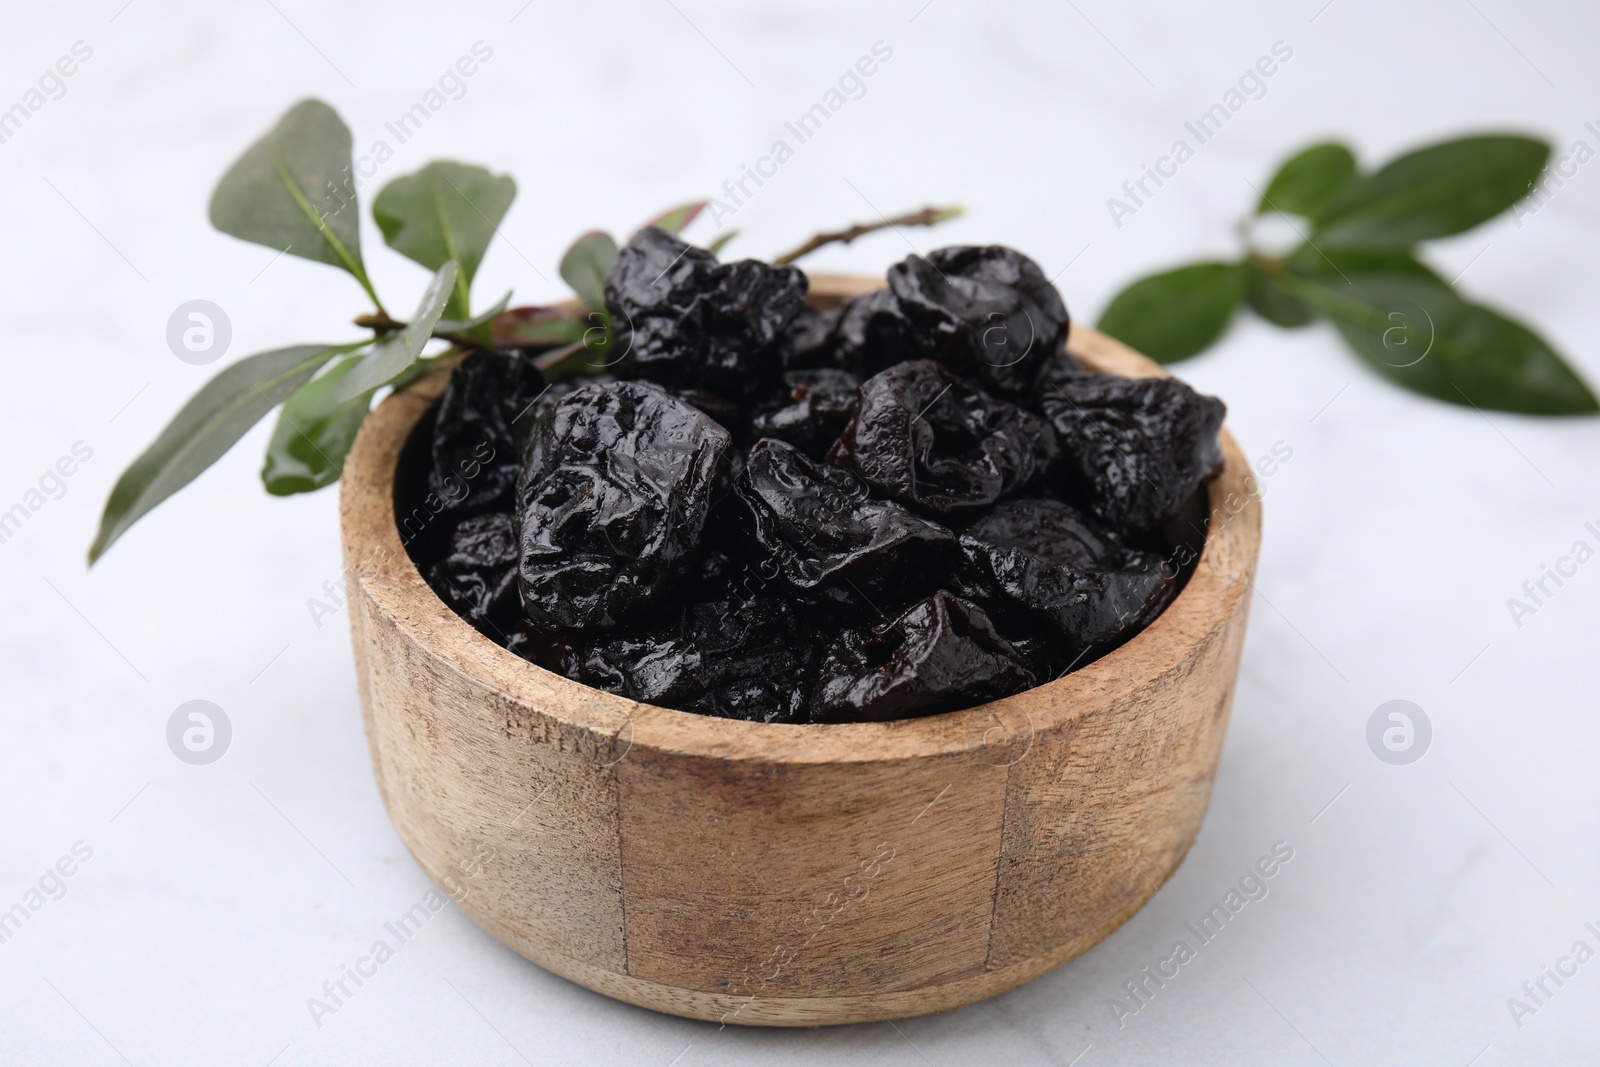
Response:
[[1097, 262, 1248, 363], [1315, 135, 1550, 248], [372, 161, 516, 320], [706, 229, 739, 257], [536, 334, 618, 383], [1284, 270, 1598, 415], [434, 290, 511, 337], [261, 356, 371, 495], [491, 306, 589, 349], [1287, 243, 1448, 284], [336, 261, 457, 402], [560, 231, 618, 311], [1245, 264, 1316, 328], [646, 201, 707, 234], [89, 344, 348, 563], [1258, 142, 1358, 219], [208, 99, 380, 309]]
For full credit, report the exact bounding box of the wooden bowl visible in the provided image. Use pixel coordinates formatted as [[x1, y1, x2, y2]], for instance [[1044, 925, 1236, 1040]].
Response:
[[339, 274, 1262, 1027]]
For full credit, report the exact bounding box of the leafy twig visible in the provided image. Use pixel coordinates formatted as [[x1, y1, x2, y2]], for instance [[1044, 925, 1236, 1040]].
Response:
[[1095, 134, 1598, 416]]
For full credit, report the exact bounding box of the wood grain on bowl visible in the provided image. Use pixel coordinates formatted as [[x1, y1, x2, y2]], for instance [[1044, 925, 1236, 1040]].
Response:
[[339, 277, 1262, 1026]]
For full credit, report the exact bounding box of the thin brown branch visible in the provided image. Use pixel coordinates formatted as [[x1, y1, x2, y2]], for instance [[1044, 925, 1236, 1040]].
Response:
[[771, 205, 965, 266]]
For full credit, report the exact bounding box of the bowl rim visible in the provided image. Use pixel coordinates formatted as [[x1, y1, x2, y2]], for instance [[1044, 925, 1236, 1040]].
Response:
[[340, 273, 1262, 767]]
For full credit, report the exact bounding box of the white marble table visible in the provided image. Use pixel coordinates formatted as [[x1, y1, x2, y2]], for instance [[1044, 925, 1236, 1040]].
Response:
[[2, 1, 1596, 1062]]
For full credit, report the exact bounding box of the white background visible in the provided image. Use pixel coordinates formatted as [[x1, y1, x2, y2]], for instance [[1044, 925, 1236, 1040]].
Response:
[[2, 0, 1598, 1063]]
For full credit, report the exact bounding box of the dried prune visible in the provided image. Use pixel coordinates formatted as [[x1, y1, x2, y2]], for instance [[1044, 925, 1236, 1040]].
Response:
[[580, 597, 816, 723], [810, 591, 1036, 722], [1037, 357, 1225, 530], [429, 350, 546, 516], [749, 369, 859, 460], [828, 360, 1058, 515], [957, 498, 1174, 660], [516, 380, 731, 630], [426, 512, 521, 637], [888, 246, 1069, 396], [606, 227, 807, 396], [826, 288, 921, 376], [783, 303, 843, 370], [657, 384, 742, 431], [734, 438, 958, 615], [505, 625, 586, 677]]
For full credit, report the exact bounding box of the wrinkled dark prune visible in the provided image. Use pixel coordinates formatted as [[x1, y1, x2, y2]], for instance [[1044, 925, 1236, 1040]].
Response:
[[426, 512, 521, 636], [810, 591, 1036, 722], [734, 438, 958, 615], [657, 384, 743, 431], [957, 498, 1174, 659], [517, 380, 730, 630], [606, 227, 807, 396], [429, 350, 546, 516], [580, 597, 816, 723], [505, 625, 586, 677], [828, 360, 1059, 516], [784, 304, 843, 370], [888, 246, 1069, 396], [826, 288, 921, 376], [749, 369, 859, 460], [1037, 357, 1225, 530]]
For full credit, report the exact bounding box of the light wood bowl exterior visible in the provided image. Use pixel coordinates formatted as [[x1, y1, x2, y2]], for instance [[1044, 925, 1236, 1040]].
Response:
[[339, 274, 1263, 1027]]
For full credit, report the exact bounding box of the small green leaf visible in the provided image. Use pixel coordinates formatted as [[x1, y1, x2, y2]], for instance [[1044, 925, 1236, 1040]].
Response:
[[89, 344, 348, 563], [560, 231, 618, 311], [646, 201, 707, 234], [706, 230, 739, 257], [491, 306, 589, 350], [262, 356, 371, 495], [1097, 262, 1248, 363], [1258, 142, 1358, 219], [208, 100, 380, 308], [1285, 270, 1598, 415], [1245, 264, 1316, 328], [537, 334, 619, 383], [1315, 135, 1551, 248], [434, 290, 511, 337], [336, 261, 457, 402], [373, 161, 516, 320]]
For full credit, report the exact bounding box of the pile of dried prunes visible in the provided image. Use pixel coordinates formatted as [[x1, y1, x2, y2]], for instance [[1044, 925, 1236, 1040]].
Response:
[[396, 229, 1226, 724]]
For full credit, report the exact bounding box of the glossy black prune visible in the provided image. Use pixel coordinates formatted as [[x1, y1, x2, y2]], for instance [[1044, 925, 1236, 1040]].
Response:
[[426, 512, 521, 637], [516, 380, 731, 630], [828, 360, 1059, 516], [606, 227, 808, 397], [1037, 357, 1225, 530], [734, 437, 959, 615], [580, 597, 816, 723], [957, 498, 1174, 662], [888, 246, 1069, 396], [810, 591, 1036, 723], [505, 625, 586, 677], [749, 369, 859, 460], [429, 350, 546, 516], [657, 384, 743, 432], [826, 288, 921, 376], [783, 304, 843, 370]]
